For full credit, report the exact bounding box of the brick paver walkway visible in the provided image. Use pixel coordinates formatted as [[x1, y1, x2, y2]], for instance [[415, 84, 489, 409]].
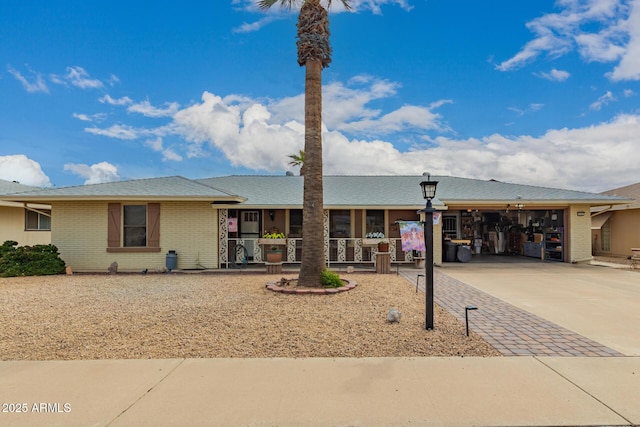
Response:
[[400, 268, 623, 357]]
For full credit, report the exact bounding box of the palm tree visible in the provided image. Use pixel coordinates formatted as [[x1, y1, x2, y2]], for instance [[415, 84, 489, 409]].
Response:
[[288, 150, 305, 175], [259, 0, 351, 287]]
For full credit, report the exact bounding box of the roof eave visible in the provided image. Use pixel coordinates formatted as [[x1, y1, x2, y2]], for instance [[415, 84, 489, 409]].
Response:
[[0, 195, 247, 203]]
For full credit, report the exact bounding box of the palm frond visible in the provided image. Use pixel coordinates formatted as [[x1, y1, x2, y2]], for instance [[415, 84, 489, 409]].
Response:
[[258, 0, 352, 11], [257, 0, 298, 10]]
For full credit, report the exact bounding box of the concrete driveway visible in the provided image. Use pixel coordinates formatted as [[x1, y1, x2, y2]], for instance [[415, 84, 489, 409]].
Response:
[[438, 260, 640, 356]]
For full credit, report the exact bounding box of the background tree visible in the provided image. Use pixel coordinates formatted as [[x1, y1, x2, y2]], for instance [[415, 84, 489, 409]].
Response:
[[288, 150, 305, 175], [259, 0, 351, 287]]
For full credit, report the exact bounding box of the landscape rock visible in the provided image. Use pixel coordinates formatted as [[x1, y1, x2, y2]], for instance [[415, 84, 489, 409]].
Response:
[[387, 308, 401, 323], [107, 261, 118, 275]]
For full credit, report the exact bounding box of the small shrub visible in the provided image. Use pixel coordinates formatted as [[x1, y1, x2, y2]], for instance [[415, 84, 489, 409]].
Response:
[[0, 240, 18, 258], [0, 241, 66, 277], [320, 269, 343, 288]]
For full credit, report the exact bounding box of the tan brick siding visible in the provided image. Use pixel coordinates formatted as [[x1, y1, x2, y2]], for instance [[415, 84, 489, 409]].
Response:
[[52, 201, 218, 272], [161, 202, 218, 270], [568, 204, 592, 262], [0, 206, 51, 246]]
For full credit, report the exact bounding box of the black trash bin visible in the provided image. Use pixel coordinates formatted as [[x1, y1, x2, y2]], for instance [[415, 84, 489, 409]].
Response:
[[444, 241, 457, 262], [166, 250, 178, 271]]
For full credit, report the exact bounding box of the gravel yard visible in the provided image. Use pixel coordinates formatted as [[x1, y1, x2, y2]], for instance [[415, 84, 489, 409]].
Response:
[[0, 273, 500, 360]]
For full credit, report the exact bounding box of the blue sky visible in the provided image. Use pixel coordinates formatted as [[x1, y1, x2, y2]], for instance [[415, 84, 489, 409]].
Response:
[[1, 0, 639, 192]]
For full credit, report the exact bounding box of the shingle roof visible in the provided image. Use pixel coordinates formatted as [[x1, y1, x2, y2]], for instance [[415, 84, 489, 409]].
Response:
[[600, 182, 639, 210], [2, 175, 631, 207], [2, 176, 244, 202], [0, 179, 40, 195], [198, 175, 630, 208], [602, 182, 640, 201]]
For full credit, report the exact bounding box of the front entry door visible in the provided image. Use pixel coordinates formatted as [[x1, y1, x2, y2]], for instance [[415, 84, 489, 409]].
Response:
[[240, 211, 260, 257]]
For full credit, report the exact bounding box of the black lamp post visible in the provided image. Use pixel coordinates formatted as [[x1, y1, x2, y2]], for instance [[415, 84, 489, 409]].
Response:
[[420, 175, 438, 330]]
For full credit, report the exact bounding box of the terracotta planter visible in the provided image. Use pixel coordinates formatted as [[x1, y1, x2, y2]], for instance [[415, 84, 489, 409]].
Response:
[[377, 242, 390, 252], [266, 251, 283, 263]]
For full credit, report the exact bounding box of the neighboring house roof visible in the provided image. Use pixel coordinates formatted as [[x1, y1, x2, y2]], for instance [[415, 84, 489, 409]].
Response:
[[0, 179, 51, 209], [0, 179, 40, 195], [602, 182, 640, 200], [1, 176, 245, 203], [592, 182, 640, 214], [602, 182, 640, 209], [2, 175, 631, 208]]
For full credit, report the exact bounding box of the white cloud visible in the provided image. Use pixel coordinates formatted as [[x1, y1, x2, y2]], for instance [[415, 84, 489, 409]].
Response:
[[607, 0, 640, 80], [81, 75, 638, 192], [508, 103, 544, 117], [63, 162, 120, 185], [6, 65, 49, 93], [173, 92, 301, 170], [84, 124, 140, 140], [337, 104, 450, 135], [99, 94, 133, 106], [64, 66, 104, 89], [233, 15, 281, 33], [128, 100, 180, 118], [161, 148, 183, 162], [144, 137, 183, 162], [169, 88, 639, 192], [72, 112, 107, 122], [323, 113, 639, 192], [590, 90, 616, 110], [537, 68, 571, 81], [0, 155, 52, 187], [498, 0, 640, 81], [108, 74, 120, 86]]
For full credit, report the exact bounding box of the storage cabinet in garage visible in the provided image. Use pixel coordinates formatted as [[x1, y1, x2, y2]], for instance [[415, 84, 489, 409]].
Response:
[[544, 230, 564, 262]]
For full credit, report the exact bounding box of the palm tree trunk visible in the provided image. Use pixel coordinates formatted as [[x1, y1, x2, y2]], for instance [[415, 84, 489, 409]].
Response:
[[298, 58, 325, 287]]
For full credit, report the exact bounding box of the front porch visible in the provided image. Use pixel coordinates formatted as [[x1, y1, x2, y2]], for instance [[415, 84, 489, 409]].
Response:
[[224, 237, 425, 269]]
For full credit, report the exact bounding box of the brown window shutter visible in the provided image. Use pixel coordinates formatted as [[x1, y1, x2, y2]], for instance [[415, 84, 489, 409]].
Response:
[[108, 203, 121, 247], [147, 203, 160, 248]]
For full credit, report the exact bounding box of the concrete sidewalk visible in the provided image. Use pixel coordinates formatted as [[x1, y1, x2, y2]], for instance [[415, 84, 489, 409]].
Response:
[[2, 262, 639, 426], [1, 356, 639, 426]]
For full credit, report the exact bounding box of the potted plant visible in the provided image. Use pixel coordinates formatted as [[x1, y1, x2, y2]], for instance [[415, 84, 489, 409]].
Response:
[[364, 232, 389, 252], [259, 231, 286, 263]]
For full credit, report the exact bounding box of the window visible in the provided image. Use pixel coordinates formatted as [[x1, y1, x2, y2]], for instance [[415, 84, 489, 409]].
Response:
[[123, 205, 147, 247], [107, 203, 160, 252], [25, 209, 51, 231], [289, 209, 303, 237], [601, 221, 611, 252], [330, 210, 351, 238], [243, 211, 259, 222], [365, 210, 384, 235], [442, 215, 458, 239]]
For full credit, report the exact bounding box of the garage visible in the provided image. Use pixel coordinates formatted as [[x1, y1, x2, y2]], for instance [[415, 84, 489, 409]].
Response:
[[441, 208, 566, 262]]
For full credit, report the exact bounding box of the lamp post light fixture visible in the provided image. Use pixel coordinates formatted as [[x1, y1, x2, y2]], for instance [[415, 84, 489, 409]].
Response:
[[420, 174, 439, 330]]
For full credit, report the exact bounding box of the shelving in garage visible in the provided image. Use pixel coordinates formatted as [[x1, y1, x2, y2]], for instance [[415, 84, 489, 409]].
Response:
[[544, 229, 564, 262]]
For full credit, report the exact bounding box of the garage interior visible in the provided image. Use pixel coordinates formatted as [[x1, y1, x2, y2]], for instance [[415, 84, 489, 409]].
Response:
[[442, 208, 565, 263]]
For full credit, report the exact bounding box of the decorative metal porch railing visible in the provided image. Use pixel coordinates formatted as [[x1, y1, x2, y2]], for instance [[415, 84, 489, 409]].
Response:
[[225, 237, 417, 267]]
